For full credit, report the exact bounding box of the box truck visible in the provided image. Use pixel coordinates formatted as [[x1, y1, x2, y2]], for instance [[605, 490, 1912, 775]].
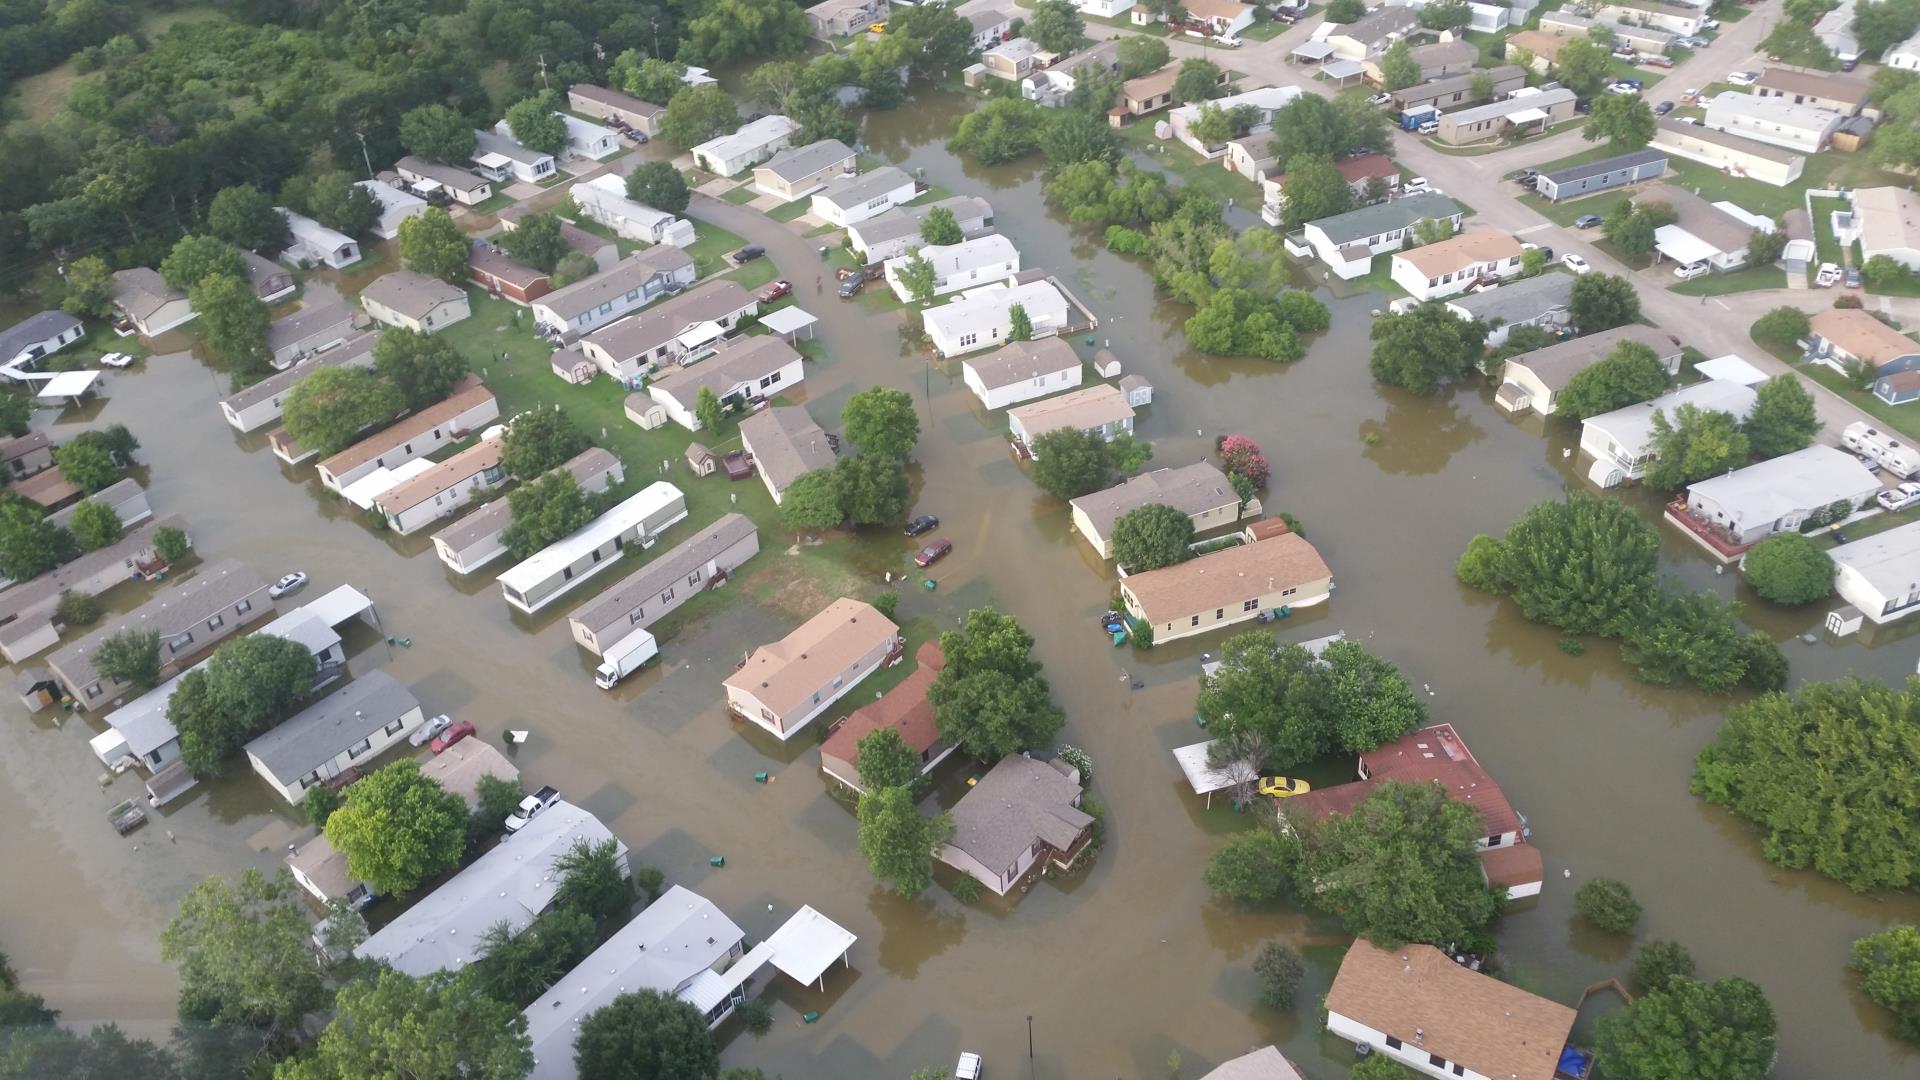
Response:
[[594, 628, 658, 689]]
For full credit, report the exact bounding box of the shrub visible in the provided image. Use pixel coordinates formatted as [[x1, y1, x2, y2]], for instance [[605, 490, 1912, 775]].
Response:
[[304, 784, 344, 829], [1105, 225, 1151, 254], [872, 591, 900, 620], [1454, 535, 1507, 592], [736, 997, 773, 1034], [1574, 876, 1641, 934], [1253, 941, 1306, 1008], [1631, 940, 1696, 994], [1742, 533, 1834, 604], [947, 874, 983, 903], [1056, 745, 1093, 783], [1861, 254, 1909, 289], [1217, 435, 1270, 487], [1834, 293, 1864, 309], [54, 590, 101, 628]]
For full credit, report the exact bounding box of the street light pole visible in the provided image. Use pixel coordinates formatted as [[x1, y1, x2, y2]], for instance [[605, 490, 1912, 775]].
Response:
[[355, 131, 373, 179], [1027, 1014, 1034, 1059]]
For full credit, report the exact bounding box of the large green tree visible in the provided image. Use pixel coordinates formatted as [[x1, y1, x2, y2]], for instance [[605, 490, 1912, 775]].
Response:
[[1741, 533, 1834, 604], [398, 104, 477, 163], [93, 627, 162, 690], [1851, 924, 1920, 1041], [857, 784, 955, 896], [573, 990, 719, 1080], [855, 727, 921, 792], [53, 438, 118, 492], [660, 84, 741, 148], [467, 908, 598, 1009], [275, 968, 532, 1080], [160, 234, 245, 291], [834, 453, 911, 527], [613, 54, 693, 105], [1025, 0, 1085, 52], [1029, 428, 1115, 498], [553, 838, 635, 922], [499, 211, 569, 274], [173, 634, 317, 775], [1553, 341, 1671, 420], [1108, 503, 1194, 571], [1742, 375, 1820, 457], [1377, 39, 1420, 90], [1277, 154, 1355, 230], [777, 468, 845, 532], [842, 386, 920, 460], [373, 327, 468, 410], [678, 0, 809, 65], [1570, 272, 1642, 332], [501, 406, 590, 479], [66, 498, 121, 551], [1321, 638, 1428, 752], [207, 185, 288, 251], [503, 472, 604, 558], [0, 497, 75, 581], [1117, 35, 1171, 79], [304, 171, 379, 239], [1643, 404, 1749, 491], [1596, 976, 1778, 1080], [160, 869, 327, 1051], [1555, 37, 1614, 99], [190, 273, 272, 377], [1203, 826, 1298, 905], [626, 161, 690, 214], [1585, 93, 1657, 151], [503, 92, 568, 157], [949, 97, 1050, 165], [1368, 302, 1488, 395], [281, 366, 403, 459], [928, 607, 1065, 761], [920, 206, 963, 246], [1621, 587, 1764, 692], [398, 207, 470, 282], [1460, 495, 1660, 637], [324, 760, 468, 897]]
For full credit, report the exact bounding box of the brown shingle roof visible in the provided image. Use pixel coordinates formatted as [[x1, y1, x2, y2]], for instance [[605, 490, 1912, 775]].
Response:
[[1121, 533, 1330, 625], [722, 598, 898, 719], [374, 435, 502, 514], [1810, 307, 1920, 367], [819, 641, 946, 769], [1396, 231, 1523, 278], [1124, 65, 1178, 102], [1755, 66, 1869, 105]]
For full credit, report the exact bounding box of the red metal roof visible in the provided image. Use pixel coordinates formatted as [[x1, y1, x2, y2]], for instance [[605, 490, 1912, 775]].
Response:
[[819, 641, 946, 763]]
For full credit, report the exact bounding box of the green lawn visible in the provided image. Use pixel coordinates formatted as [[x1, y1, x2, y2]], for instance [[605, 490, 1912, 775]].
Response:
[[1752, 324, 1920, 442], [1865, 271, 1920, 298], [1239, 16, 1294, 42], [1608, 60, 1665, 89], [682, 221, 750, 277], [1669, 265, 1787, 295], [721, 186, 759, 205], [766, 198, 812, 223], [720, 257, 781, 291], [1115, 122, 1263, 204], [1809, 195, 1847, 271], [467, 191, 520, 216], [1714, 2, 1751, 21]]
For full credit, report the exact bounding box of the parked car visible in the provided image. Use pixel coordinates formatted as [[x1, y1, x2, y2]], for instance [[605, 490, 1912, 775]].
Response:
[[409, 713, 455, 747], [269, 571, 308, 599], [731, 244, 765, 263], [1607, 82, 1640, 96], [1877, 482, 1920, 511], [505, 786, 561, 834], [1522, 242, 1553, 261], [867, 20, 886, 32], [1816, 262, 1841, 288], [1644, 55, 1674, 69], [1575, 214, 1604, 229], [914, 538, 953, 567], [1843, 57, 1859, 71], [430, 720, 476, 754], [1402, 176, 1430, 194], [1727, 70, 1758, 86], [956, 1053, 983, 1080], [1612, 47, 1638, 61], [1258, 776, 1312, 798], [1562, 253, 1592, 274], [1366, 92, 1392, 106], [837, 275, 864, 299], [1702, 16, 1720, 29], [1655, 100, 1675, 115], [755, 279, 792, 303], [1417, 120, 1439, 136], [1673, 261, 1710, 280], [1845, 265, 1862, 288], [904, 514, 940, 537], [1675, 116, 1699, 125]]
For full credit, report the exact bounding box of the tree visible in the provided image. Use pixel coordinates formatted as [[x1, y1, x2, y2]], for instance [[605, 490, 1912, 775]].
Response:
[[501, 407, 590, 479], [397, 207, 470, 282], [1851, 924, 1920, 1041], [886, 1, 980, 76], [94, 628, 161, 690], [54, 438, 118, 492], [842, 387, 920, 460], [625, 161, 690, 214], [1109, 504, 1194, 571], [574, 990, 719, 1080], [1556, 37, 1614, 99], [1321, 639, 1427, 752], [469, 773, 526, 852], [1196, 635, 1332, 768], [1631, 940, 1697, 995], [282, 366, 403, 459], [1465, 495, 1660, 637], [1643, 405, 1750, 490], [1597, 976, 1777, 1080], [1743, 375, 1820, 457], [660, 84, 741, 148], [324, 760, 468, 897], [1470, 70, 1495, 104], [465, 908, 597, 1009], [1419, 0, 1473, 30], [1752, 306, 1810, 346], [1173, 58, 1224, 104], [160, 234, 245, 291], [854, 728, 922, 793], [0, 392, 28, 438], [66, 498, 121, 551], [778, 468, 844, 532], [1118, 35, 1171, 78], [0, 497, 74, 581], [1378, 39, 1421, 91], [1025, 0, 1084, 52], [173, 635, 317, 775], [1574, 877, 1642, 933], [305, 171, 379, 239], [835, 453, 912, 526], [499, 211, 569, 273], [0, 1024, 184, 1078], [928, 607, 1065, 761], [1369, 302, 1488, 395], [1586, 93, 1657, 151], [1862, 253, 1910, 289], [373, 328, 468, 410], [60, 256, 115, 320], [679, 0, 809, 65], [1747, 225, 1788, 266], [191, 272, 271, 376], [281, 967, 532, 1080], [1007, 302, 1033, 342], [1029, 428, 1114, 498], [207, 185, 287, 251], [504, 472, 605, 557], [1254, 942, 1306, 1008], [1218, 435, 1270, 487], [1521, 246, 1548, 278], [553, 838, 634, 922], [920, 206, 963, 246], [1693, 675, 1920, 891], [1046, 109, 1121, 166], [1603, 199, 1661, 260], [1204, 827, 1297, 904], [949, 97, 1049, 165], [54, 590, 101, 628], [615, 54, 693, 105], [504, 92, 568, 157], [693, 385, 725, 434], [1570, 272, 1642, 332], [153, 524, 190, 565], [896, 248, 938, 303], [1278, 154, 1355, 230], [1554, 341, 1671, 420], [398, 104, 476, 163], [1324, 0, 1365, 20], [857, 785, 955, 896], [1742, 533, 1834, 604], [161, 869, 326, 1049], [1762, 20, 1837, 69]]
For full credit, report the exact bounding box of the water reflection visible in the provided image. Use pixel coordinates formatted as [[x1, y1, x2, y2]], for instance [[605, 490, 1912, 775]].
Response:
[[867, 889, 966, 978], [1359, 387, 1486, 476]]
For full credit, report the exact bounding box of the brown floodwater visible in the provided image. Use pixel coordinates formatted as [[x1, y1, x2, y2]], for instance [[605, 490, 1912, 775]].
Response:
[[5, 85, 1919, 1078]]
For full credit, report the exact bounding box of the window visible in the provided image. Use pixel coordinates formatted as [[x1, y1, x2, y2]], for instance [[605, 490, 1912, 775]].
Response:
[[85, 682, 101, 699], [347, 737, 373, 759], [206, 613, 224, 631], [1243, 598, 1259, 612], [760, 706, 774, 721], [1487, 833, 1503, 846], [384, 718, 404, 736], [629, 608, 646, 624], [759, 371, 782, 389], [832, 675, 844, 689], [1451, 1066, 1464, 1078], [660, 586, 674, 603], [299, 773, 320, 790], [959, 332, 978, 347], [1215, 607, 1224, 620], [810, 692, 820, 705], [1385, 1036, 1402, 1050], [687, 571, 702, 586], [1190, 615, 1201, 627], [1282, 586, 1297, 597], [403, 442, 413, 454], [1428, 1054, 1445, 1069], [236, 598, 252, 615]]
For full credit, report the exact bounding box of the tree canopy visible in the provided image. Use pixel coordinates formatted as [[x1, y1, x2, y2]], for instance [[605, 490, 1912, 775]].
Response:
[[399, 103, 477, 163], [1741, 533, 1834, 604], [1742, 375, 1820, 458], [843, 386, 921, 460], [1851, 924, 1920, 1041], [324, 760, 469, 896], [501, 406, 591, 480], [855, 727, 922, 793], [208, 185, 288, 252], [573, 990, 719, 1080], [1029, 428, 1120, 499], [1457, 495, 1659, 637], [1643, 404, 1750, 491], [777, 468, 844, 532], [172, 634, 317, 775], [275, 968, 532, 1080], [503, 472, 606, 558], [373, 328, 468, 410], [499, 211, 569, 274], [1369, 302, 1488, 395], [398, 207, 471, 282], [1585, 93, 1657, 151], [660, 84, 742, 148], [503, 92, 568, 156], [949, 97, 1050, 165], [160, 234, 246, 291], [0, 497, 75, 581], [858, 784, 955, 896], [1109, 504, 1194, 571], [1197, 633, 1426, 771], [160, 869, 327, 1051], [626, 161, 691, 214], [679, 0, 810, 66], [92, 628, 162, 690], [928, 607, 1065, 761], [190, 272, 272, 377], [1553, 341, 1671, 420], [1596, 976, 1778, 1080], [1570, 272, 1642, 332], [281, 366, 403, 460]]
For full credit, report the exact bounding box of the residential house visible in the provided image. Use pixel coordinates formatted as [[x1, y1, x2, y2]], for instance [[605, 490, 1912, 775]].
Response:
[[1445, 273, 1574, 349], [356, 180, 427, 240], [359, 271, 472, 334], [1325, 941, 1576, 1080], [750, 139, 857, 201], [648, 335, 805, 431], [962, 337, 1083, 410], [551, 114, 620, 161], [1070, 462, 1241, 559], [1828, 521, 1920, 628], [1640, 182, 1772, 272], [1074, 0, 1135, 16], [1580, 380, 1759, 488], [566, 84, 665, 136], [1754, 67, 1873, 118], [723, 597, 901, 740], [497, 482, 689, 614], [968, 7, 1013, 48], [1503, 29, 1567, 75], [432, 448, 622, 575], [1805, 307, 1920, 382], [355, 801, 628, 975], [1260, 153, 1399, 222], [980, 38, 1047, 82], [242, 671, 424, 804], [811, 166, 919, 228], [0, 514, 180, 665], [1595, 0, 1707, 35], [46, 560, 269, 709], [46, 477, 150, 534], [239, 250, 295, 303], [109, 268, 195, 337], [1007, 383, 1134, 452], [1024, 39, 1123, 107], [1388, 231, 1524, 301], [373, 432, 506, 535], [1533, 147, 1667, 202], [940, 754, 1093, 895], [469, 240, 554, 304], [819, 641, 953, 794], [1362, 39, 1476, 85], [739, 405, 836, 504], [394, 156, 494, 206], [1704, 91, 1842, 153], [220, 331, 377, 433], [571, 172, 698, 246], [884, 234, 1021, 301], [1840, 187, 1920, 271], [0, 431, 51, 480], [1814, 3, 1861, 64], [316, 377, 497, 492], [1876, 369, 1920, 406], [529, 246, 701, 342], [1181, 0, 1256, 37], [280, 211, 360, 270], [806, 0, 888, 37], [1298, 192, 1465, 280], [1681, 445, 1881, 547], [471, 128, 556, 184], [691, 115, 796, 177], [1891, 28, 1920, 72], [1198, 1048, 1308, 1080], [1538, 9, 1674, 53], [1169, 86, 1300, 158], [568, 513, 758, 655], [0, 311, 83, 369], [1325, 7, 1419, 61], [1119, 529, 1332, 644], [266, 302, 356, 369], [1223, 138, 1277, 185], [847, 196, 994, 263], [1651, 117, 1805, 187], [570, 278, 754, 381], [1496, 325, 1682, 416], [1390, 65, 1526, 113], [923, 279, 1072, 357], [1113, 65, 1181, 124], [1434, 87, 1575, 146]]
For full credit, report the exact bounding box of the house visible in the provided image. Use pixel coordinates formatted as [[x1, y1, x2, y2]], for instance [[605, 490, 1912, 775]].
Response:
[[0, 514, 181, 664], [109, 268, 196, 337], [566, 84, 665, 136], [884, 235, 1021, 301], [690, 115, 796, 176], [316, 377, 498, 492], [571, 173, 698, 247], [471, 128, 556, 184], [46, 560, 270, 710], [923, 279, 1072, 357], [1325, 941, 1576, 1080], [810, 166, 919, 228], [1434, 87, 1576, 146], [1891, 28, 1920, 72], [1704, 91, 1842, 153], [847, 196, 994, 263], [1261, 153, 1399, 219], [1070, 462, 1241, 560], [433, 447, 622, 575], [0, 431, 51, 480], [46, 477, 150, 534], [530, 246, 701, 342], [980, 38, 1047, 81], [1119, 529, 1332, 644], [468, 241, 553, 304], [723, 597, 901, 740], [1007, 383, 1134, 452], [568, 513, 758, 655], [1503, 30, 1567, 75], [1169, 86, 1301, 158], [1640, 182, 1772, 272], [1389, 231, 1524, 301], [550, 114, 620, 161], [1828, 521, 1920, 627], [1533, 147, 1667, 202], [570, 278, 754, 381], [1024, 40, 1123, 107], [266, 302, 356, 369], [281, 211, 361, 270], [356, 180, 427, 240], [1580, 380, 1759, 488], [1074, 0, 1135, 16], [739, 405, 836, 505], [1595, 0, 1706, 35], [1181, 0, 1256, 37], [940, 754, 1093, 896], [1113, 65, 1181, 124], [1681, 445, 1881, 547], [648, 335, 804, 431], [1814, 3, 1861, 64], [1362, 39, 1477, 85], [751, 139, 857, 201], [962, 337, 1083, 410], [354, 801, 628, 976], [819, 641, 954, 794], [358, 271, 471, 334], [1651, 117, 1805, 187], [242, 671, 424, 805], [240, 250, 295, 303], [220, 331, 376, 432], [1390, 65, 1526, 114], [806, 0, 888, 37], [394, 156, 494, 206], [968, 7, 1013, 48], [1842, 187, 1920, 271], [1222, 139, 1277, 185], [1496, 325, 1682, 416], [1538, 9, 1674, 53], [0, 310, 83, 370], [1299, 193, 1465, 280], [1754, 67, 1872, 118], [1445, 273, 1574, 349], [498, 482, 689, 614], [1325, 6, 1418, 61], [1806, 307, 1920, 383], [373, 432, 506, 535], [1876, 369, 1920, 405], [1198, 1048, 1308, 1080]]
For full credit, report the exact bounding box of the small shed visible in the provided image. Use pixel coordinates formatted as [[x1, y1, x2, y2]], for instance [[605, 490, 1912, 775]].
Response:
[[624, 392, 667, 430], [962, 62, 987, 88], [1119, 374, 1153, 407], [1832, 116, 1873, 153], [759, 305, 819, 343], [1093, 349, 1122, 378], [551, 348, 596, 385], [686, 441, 718, 477]]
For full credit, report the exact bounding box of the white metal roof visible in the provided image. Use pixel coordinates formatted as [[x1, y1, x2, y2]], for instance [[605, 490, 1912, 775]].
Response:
[[1322, 59, 1365, 79], [1581, 380, 1758, 460], [1652, 225, 1721, 265], [762, 905, 857, 985], [36, 370, 102, 399], [1829, 520, 1920, 598], [758, 306, 818, 335], [497, 482, 685, 593], [1507, 106, 1549, 125], [692, 114, 796, 164], [1173, 740, 1251, 796], [339, 458, 435, 510], [1291, 40, 1335, 59], [302, 584, 375, 628], [1693, 355, 1770, 385]]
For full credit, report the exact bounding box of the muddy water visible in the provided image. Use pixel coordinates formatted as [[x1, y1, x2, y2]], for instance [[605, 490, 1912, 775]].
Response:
[[4, 85, 1919, 1077]]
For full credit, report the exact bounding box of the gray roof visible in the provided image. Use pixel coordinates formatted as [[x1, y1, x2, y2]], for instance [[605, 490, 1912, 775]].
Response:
[[850, 195, 993, 250], [222, 331, 378, 414], [1688, 444, 1880, 520], [1402, 66, 1524, 103], [48, 559, 265, 689], [1582, 379, 1758, 455], [109, 268, 185, 321], [1506, 325, 1680, 392], [739, 406, 835, 495], [474, 128, 551, 167], [0, 515, 182, 646], [0, 431, 46, 463], [537, 247, 698, 321], [1444, 87, 1576, 126], [757, 139, 855, 183], [1411, 40, 1476, 68], [571, 513, 756, 638], [361, 271, 465, 320], [965, 337, 1080, 392], [240, 250, 291, 296], [568, 84, 665, 116], [267, 302, 354, 354], [1447, 272, 1576, 326], [949, 755, 1091, 872], [577, 278, 751, 359], [242, 670, 419, 785], [433, 447, 618, 552], [649, 335, 801, 411], [814, 167, 914, 211], [1069, 462, 1237, 542], [0, 310, 82, 361], [1637, 181, 1757, 254], [1654, 117, 1801, 164], [1540, 148, 1668, 186], [395, 156, 492, 193], [1309, 192, 1463, 245], [1829, 519, 1920, 598], [1335, 5, 1418, 47], [45, 477, 145, 530], [969, 7, 1012, 30]]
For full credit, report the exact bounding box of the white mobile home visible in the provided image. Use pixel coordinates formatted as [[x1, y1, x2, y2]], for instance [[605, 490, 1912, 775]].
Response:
[[568, 513, 759, 654], [471, 129, 556, 184], [280, 211, 361, 270], [528, 246, 700, 341], [316, 377, 498, 493], [691, 115, 796, 177], [810, 167, 919, 228], [962, 337, 1083, 410], [1579, 380, 1758, 488], [242, 671, 425, 805], [922, 280, 1072, 358], [432, 448, 623, 575], [220, 332, 378, 432], [497, 482, 689, 614], [571, 173, 698, 247], [884, 235, 1021, 301], [1007, 383, 1134, 452], [647, 335, 804, 431]]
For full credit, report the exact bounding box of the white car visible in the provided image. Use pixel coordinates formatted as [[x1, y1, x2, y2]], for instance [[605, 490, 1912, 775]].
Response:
[[98, 352, 135, 368], [1815, 263, 1841, 288], [1403, 176, 1430, 194], [1727, 71, 1758, 86], [1607, 82, 1640, 95], [268, 571, 309, 599], [1367, 92, 1393, 106], [1877, 482, 1920, 511], [1561, 253, 1592, 275], [1674, 262, 1710, 280]]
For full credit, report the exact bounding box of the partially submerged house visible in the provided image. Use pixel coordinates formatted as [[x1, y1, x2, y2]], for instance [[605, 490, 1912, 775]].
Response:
[[373, 431, 507, 535], [242, 671, 425, 805], [432, 447, 622, 575], [394, 156, 495, 206], [805, 0, 889, 37], [1826, 520, 1920, 632], [0, 310, 84, 370], [316, 376, 497, 493], [571, 173, 698, 247], [1678, 445, 1881, 550], [1069, 462, 1241, 560], [47, 559, 270, 710], [1168, 86, 1300, 158], [884, 234, 1021, 301], [1118, 528, 1331, 644], [1388, 230, 1524, 301], [723, 597, 900, 741], [848, 196, 994, 263], [281, 211, 361, 270], [1297, 192, 1465, 280], [691, 115, 796, 177], [1496, 325, 1682, 416], [109, 268, 196, 337], [739, 405, 836, 505], [1023, 39, 1123, 107], [266, 302, 356, 369], [811, 166, 919, 228], [940, 754, 1093, 896], [358, 271, 472, 334], [571, 278, 755, 382], [530, 246, 701, 343], [647, 335, 804, 431], [1580, 379, 1758, 488], [1007, 383, 1134, 453], [818, 640, 954, 795], [240, 249, 296, 303], [220, 331, 377, 433], [568, 513, 759, 655], [356, 179, 427, 240], [1445, 273, 1574, 349], [0, 514, 180, 665], [497, 482, 689, 615], [961, 337, 1082, 410], [922, 280, 1072, 358]]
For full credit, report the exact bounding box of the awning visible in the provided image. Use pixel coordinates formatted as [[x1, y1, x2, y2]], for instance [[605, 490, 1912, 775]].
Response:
[[758, 306, 818, 338], [1321, 59, 1365, 81], [1694, 354, 1771, 386], [1507, 106, 1549, 125], [473, 151, 512, 168], [1653, 224, 1720, 266], [675, 320, 726, 351], [1173, 741, 1251, 797], [762, 905, 857, 986], [1291, 40, 1335, 60], [36, 369, 102, 400]]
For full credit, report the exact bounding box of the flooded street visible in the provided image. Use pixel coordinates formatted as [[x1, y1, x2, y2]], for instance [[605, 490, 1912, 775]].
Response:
[[5, 85, 1919, 1078]]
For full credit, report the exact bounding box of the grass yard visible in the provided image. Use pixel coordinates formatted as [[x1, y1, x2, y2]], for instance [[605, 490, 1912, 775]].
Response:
[[720, 257, 782, 292], [766, 198, 812, 223], [721, 186, 759, 205], [1809, 195, 1847, 270], [683, 221, 750, 277], [1116, 122, 1264, 205], [1752, 324, 1920, 442], [467, 190, 521, 216], [1864, 271, 1920, 298], [1669, 265, 1786, 295], [1608, 60, 1665, 89]]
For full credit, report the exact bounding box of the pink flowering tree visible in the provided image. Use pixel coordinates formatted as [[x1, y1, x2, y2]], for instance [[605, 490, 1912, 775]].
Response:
[[1217, 435, 1270, 488]]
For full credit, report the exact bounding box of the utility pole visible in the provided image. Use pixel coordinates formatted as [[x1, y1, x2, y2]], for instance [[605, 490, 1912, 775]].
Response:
[[652, 18, 661, 59], [538, 53, 549, 89], [355, 131, 373, 179]]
